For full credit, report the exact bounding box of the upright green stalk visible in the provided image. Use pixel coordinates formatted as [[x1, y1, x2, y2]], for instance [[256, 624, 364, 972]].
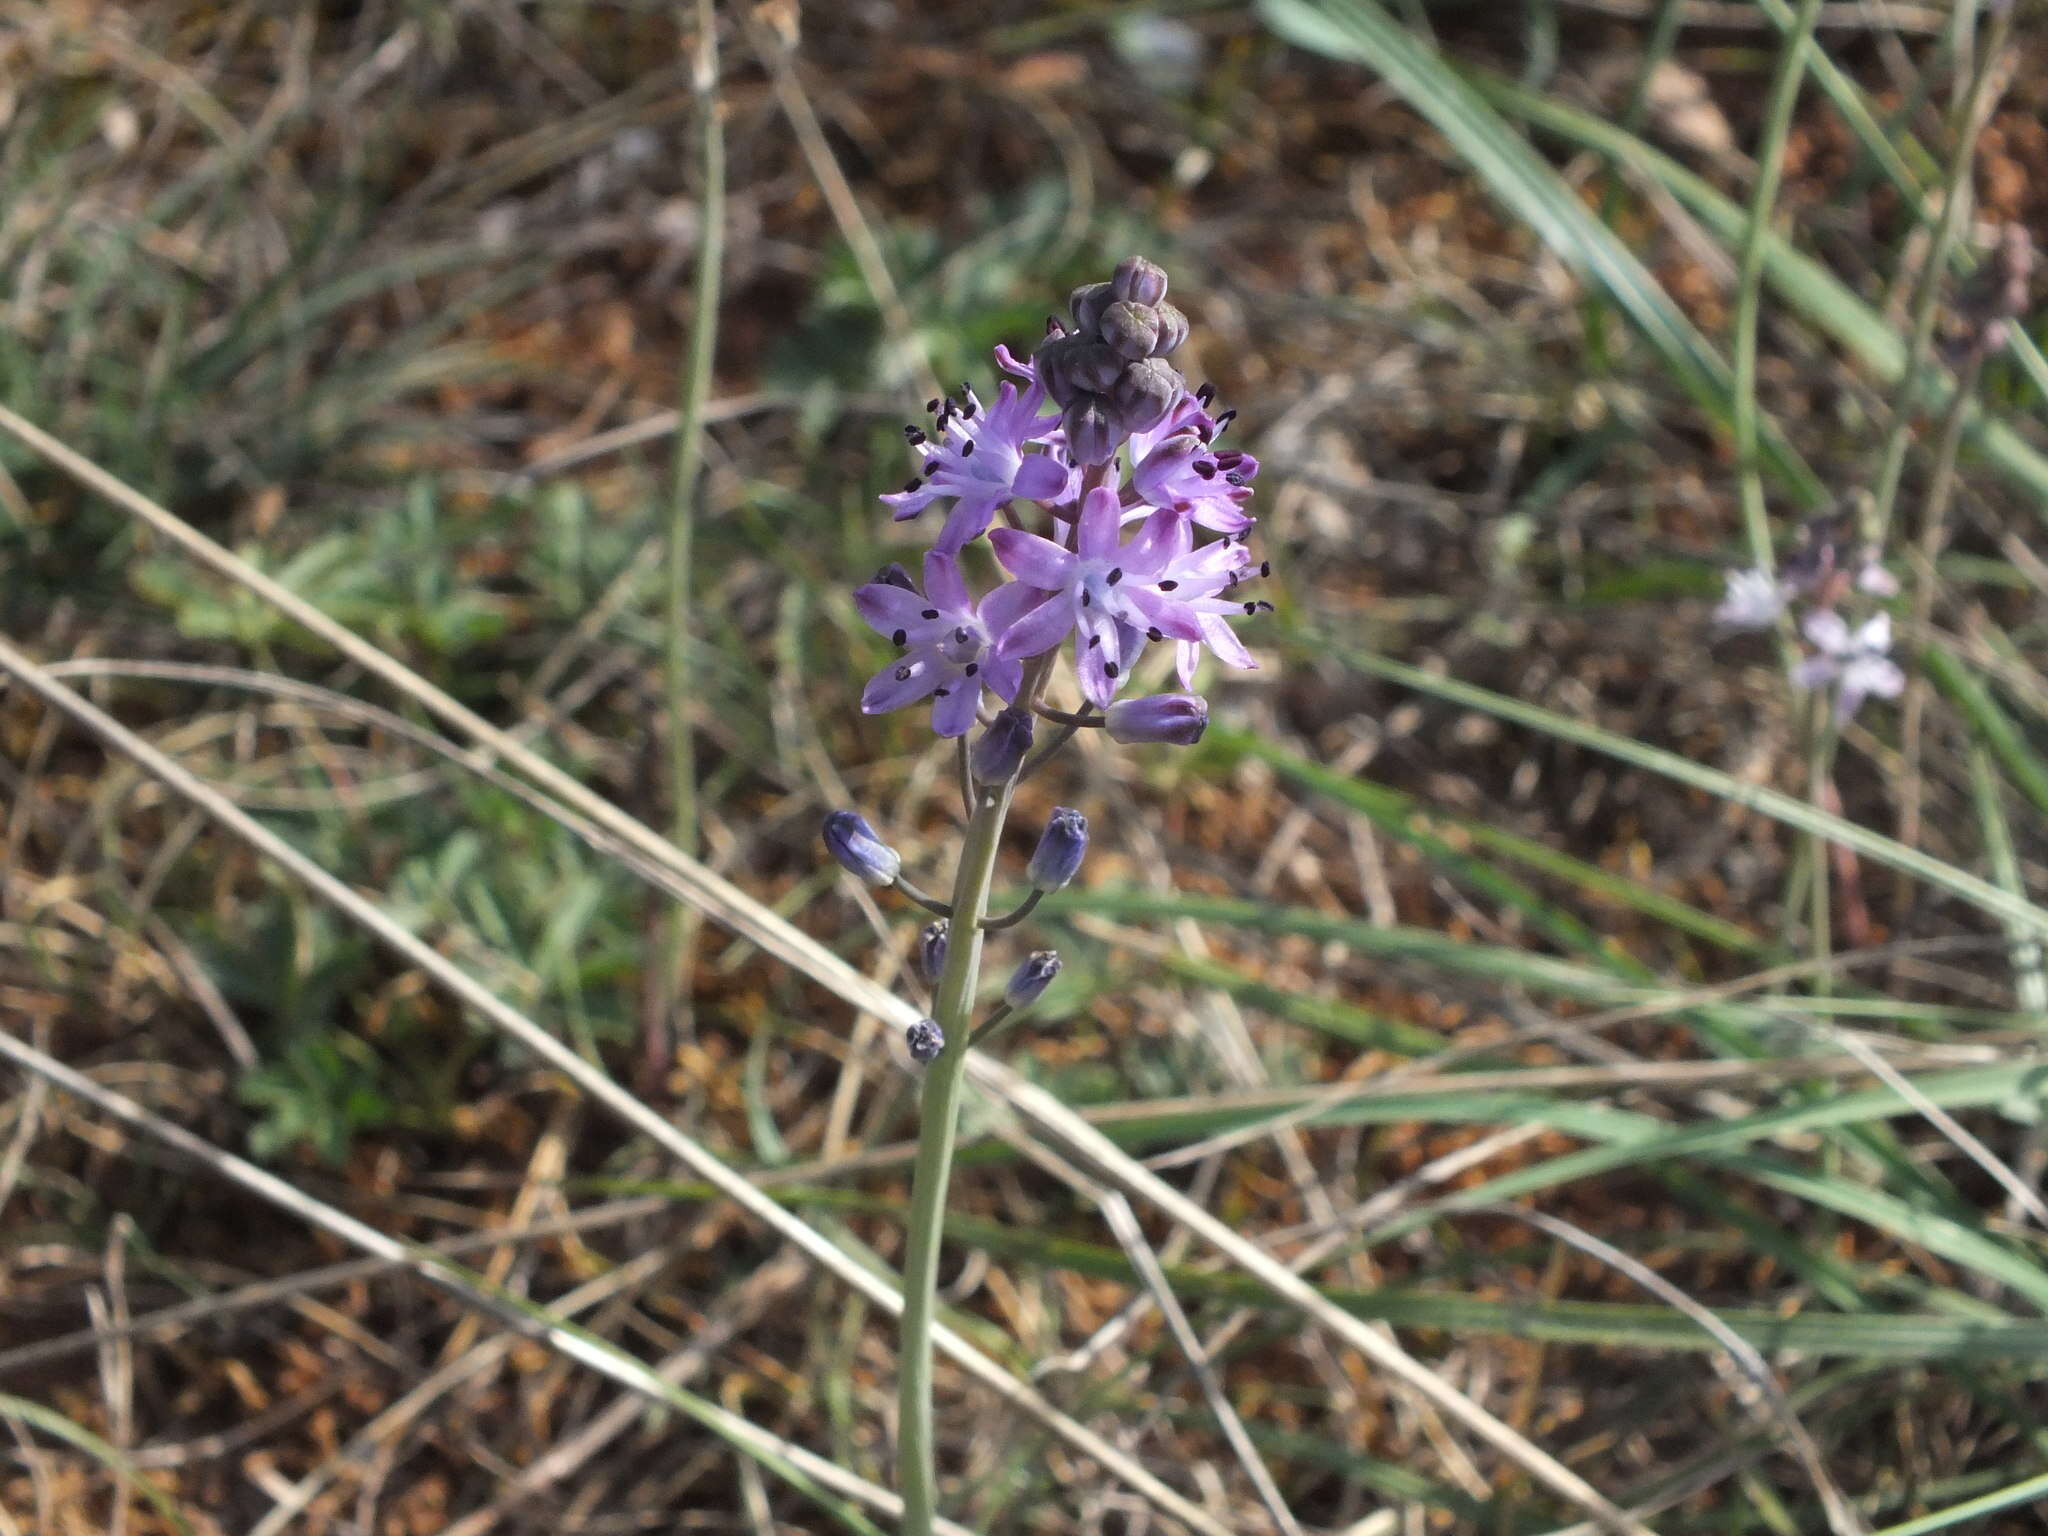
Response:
[[894, 774, 1016, 1536], [1730, 0, 1824, 575], [661, 0, 725, 1036]]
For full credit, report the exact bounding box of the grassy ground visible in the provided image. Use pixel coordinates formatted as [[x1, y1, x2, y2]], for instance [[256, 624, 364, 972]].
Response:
[[4, 1, 2048, 1532]]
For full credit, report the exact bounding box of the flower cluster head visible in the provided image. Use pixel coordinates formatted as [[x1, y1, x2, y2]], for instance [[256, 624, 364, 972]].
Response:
[[1713, 512, 1902, 722], [857, 256, 1265, 738]]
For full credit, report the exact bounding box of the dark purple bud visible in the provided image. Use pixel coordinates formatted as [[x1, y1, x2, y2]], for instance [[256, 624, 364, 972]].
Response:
[[1105, 693, 1209, 746], [905, 1018, 945, 1064], [871, 562, 917, 592], [1067, 341, 1124, 394], [823, 810, 900, 886], [1062, 395, 1119, 466], [1004, 950, 1062, 1009], [970, 706, 1035, 784], [1112, 255, 1169, 306], [1032, 334, 1082, 407], [918, 919, 949, 986], [1111, 358, 1182, 435], [1069, 281, 1115, 335], [1149, 302, 1188, 356], [1027, 808, 1088, 891], [1100, 300, 1160, 361]]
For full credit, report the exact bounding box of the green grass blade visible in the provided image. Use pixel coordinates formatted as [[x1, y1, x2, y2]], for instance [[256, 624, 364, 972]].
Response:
[[1869, 1470, 2048, 1536], [1925, 644, 2048, 822], [1316, 640, 2048, 939], [0, 1393, 197, 1536], [1257, 0, 1824, 505], [1477, 74, 2048, 509], [1217, 726, 1766, 957]]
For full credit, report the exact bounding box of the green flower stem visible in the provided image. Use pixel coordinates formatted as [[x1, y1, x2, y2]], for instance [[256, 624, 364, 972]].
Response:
[[895, 770, 1017, 1536]]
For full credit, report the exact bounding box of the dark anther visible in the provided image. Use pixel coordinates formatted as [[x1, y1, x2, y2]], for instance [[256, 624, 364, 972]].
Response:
[[964, 663, 979, 676], [1146, 626, 1163, 642], [1087, 634, 1100, 648], [1259, 560, 1272, 578], [1107, 568, 1123, 585], [1243, 601, 1258, 614], [960, 440, 975, 457], [921, 608, 940, 620], [902, 478, 922, 495], [923, 461, 940, 478], [1158, 579, 1178, 591], [1225, 473, 1244, 486], [891, 628, 907, 647], [1214, 408, 1236, 434], [1104, 661, 1119, 678], [905, 426, 926, 444], [954, 626, 972, 643], [925, 398, 940, 413], [1081, 590, 1092, 608], [935, 686, 951, 697], [1193, 460, 1216, 479], [1196, 382, 1216, 406], [895, 665, 914, 681]]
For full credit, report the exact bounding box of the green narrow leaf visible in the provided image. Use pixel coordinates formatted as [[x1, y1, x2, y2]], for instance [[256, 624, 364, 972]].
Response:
[[0, 1393, 196, 1536], [1256, 0, 1825, 505]]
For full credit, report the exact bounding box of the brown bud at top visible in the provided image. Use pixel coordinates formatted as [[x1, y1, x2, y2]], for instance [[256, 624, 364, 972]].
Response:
[[1066, 340, 1125, 394], [1112, 255, 1168, 307], [1111, 357, 1182, 434], [1069, 281, 1115, 337], [1149, 302, 1188, 357], [1100, 300, 1160, 360]]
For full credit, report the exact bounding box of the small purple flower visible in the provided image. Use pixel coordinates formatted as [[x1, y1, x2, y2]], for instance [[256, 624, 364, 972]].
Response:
[[1714, 567, 1787, 630], [1105, 693, 1209, 745], [1004, 950, 1062, 1008], [990, 486, 1254, 708], [905, 1019, 945, 1064], [918, 919, 949, 986], [854, 552, 1045, 737], [882, 380, 1066, 552], [1131, 432, 1258, 536], [1793, 610, 1905, 721], [823, 811, 900, 886], [1027, 809, 1088, 891]]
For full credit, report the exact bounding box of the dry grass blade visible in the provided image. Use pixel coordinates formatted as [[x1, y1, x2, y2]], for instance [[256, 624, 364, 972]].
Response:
[[0, 632, 1234, 1536], [0, 407, 1653, 1532], [0, 1030, 942, 1535]]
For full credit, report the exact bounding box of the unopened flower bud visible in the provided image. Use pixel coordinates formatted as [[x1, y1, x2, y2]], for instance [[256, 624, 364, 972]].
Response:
[[1062, 395, 1119, 466], [1032, 334, 1082, 407], [1004, 950, 1062, 1009], [1111, 358, 1182, 434], [1149, 302, 1188, 356], [1027, 808, 1088, 891], [1069, 281, 1115, 336], [1100, 300, 1160, 361], [1106, 693, 1209, 745], [905, 1018, 945, 1064], [822, 810, 900, 886], [871, 561, 917, 592], [971, 707, 1035, 784], [919, 919, 949, 985], [1112, 255, 1169, 307], [1067, 341, 1124, 394]]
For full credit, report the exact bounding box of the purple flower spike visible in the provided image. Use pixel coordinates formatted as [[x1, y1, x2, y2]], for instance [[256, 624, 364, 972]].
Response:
[[882, 380, 1065, 552], [1132, 433, 1258, 536], [990, 487, 1252, 708], [854, 551, 1046, 737], [1793, 610, 1904, 721]]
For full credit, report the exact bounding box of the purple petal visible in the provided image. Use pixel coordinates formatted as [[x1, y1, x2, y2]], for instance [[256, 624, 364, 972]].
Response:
[[990, 527, 1075, 589], [1121, 508, 1191, 575], [1802, 610, 1851, 656], [854, 582, 932, 635], [1075, 486, 1122, 559], [922, 551, 972, 616], [996, 591, 1077, 660], [929, 680, 981, 738], [980, 580, 1052, 639], [1075, 610, 1121, 709], [1198, 610, 1256, 670], [1122, 586, 1205, 641], [933, 494, 1002, 553], [1012, 453, 1070, 503], [882, 484, 942, 522], [1790, 656, 1839, 690], [862, 655, 942, 714], [982, 651, 1023, 702]]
